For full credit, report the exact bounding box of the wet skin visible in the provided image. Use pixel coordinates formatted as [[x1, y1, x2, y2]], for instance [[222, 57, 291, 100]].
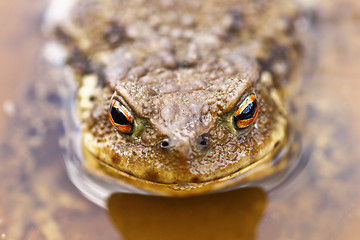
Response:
[[47, 0, 304, 195]]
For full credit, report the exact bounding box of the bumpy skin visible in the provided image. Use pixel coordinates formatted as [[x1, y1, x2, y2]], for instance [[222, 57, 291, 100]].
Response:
[[51, 0, 302, 195]]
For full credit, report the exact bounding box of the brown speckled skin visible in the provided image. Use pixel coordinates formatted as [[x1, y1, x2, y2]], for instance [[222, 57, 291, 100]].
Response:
[[53, 0, 302, 194]]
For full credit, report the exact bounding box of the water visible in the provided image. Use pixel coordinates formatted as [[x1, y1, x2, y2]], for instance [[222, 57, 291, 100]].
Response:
[[1, 1, 360, 239]]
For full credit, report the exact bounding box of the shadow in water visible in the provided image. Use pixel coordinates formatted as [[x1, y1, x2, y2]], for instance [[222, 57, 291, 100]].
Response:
[[107, 187, 267, 240]]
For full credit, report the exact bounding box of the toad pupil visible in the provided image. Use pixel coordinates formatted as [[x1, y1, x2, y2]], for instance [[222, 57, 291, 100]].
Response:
[[241, 101, 257, 118], [109, 99, 134, 134]]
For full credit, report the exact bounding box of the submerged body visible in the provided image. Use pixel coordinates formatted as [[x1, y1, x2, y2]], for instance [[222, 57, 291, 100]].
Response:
[[46, 0, 305, 196]]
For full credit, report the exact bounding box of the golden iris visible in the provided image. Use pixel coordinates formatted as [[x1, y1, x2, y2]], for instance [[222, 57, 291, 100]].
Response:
[[233, 93, 258, 129], [109, 99, 134, 134]]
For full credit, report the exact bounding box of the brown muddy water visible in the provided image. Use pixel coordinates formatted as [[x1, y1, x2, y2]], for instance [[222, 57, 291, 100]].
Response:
[[1, 1, 360, 239]]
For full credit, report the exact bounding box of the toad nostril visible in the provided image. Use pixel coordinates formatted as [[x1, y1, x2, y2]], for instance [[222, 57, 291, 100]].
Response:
[[160, 138, 171, 149], [198, 135, 209, 149]]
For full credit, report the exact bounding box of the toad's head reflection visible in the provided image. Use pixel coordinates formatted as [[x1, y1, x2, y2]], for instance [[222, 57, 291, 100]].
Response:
[[107, 188, 267, 240]]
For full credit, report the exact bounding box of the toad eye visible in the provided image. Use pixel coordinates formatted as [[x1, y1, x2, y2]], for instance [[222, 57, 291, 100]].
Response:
[[109, 99, 134, 134], [232, 93, 259, 130]]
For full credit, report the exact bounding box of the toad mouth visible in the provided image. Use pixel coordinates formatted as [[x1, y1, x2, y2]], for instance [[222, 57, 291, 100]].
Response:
[[83, 140, 286, 192]]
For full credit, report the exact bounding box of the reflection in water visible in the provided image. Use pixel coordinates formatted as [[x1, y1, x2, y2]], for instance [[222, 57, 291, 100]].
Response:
[[107, 188, 267, 240]]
